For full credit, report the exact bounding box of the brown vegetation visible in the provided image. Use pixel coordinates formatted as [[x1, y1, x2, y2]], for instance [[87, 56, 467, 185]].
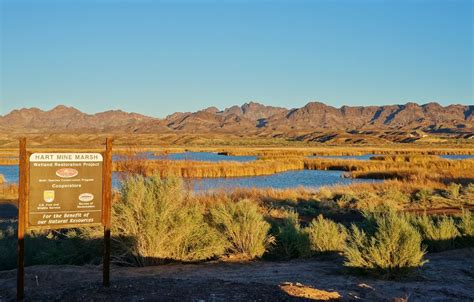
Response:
[[113, 154, 474, 192], [279, 282, 341, 300], [114, 158, 305, 178], [0, 184, 18, 201]]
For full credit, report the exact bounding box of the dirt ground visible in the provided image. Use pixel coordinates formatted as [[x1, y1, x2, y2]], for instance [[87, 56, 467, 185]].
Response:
[[0, 248, 473, 301]]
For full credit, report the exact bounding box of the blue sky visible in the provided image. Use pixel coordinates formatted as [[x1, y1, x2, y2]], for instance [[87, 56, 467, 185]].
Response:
[[0, 0, 472, 117]]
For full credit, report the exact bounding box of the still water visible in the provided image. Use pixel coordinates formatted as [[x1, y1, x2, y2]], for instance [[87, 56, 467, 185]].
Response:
[[184, 170, 380, 192], [440, 155, 474, 160], [113, 152, 257, 162], [1, 152, 471, 191], [2, 165, 377, 191]]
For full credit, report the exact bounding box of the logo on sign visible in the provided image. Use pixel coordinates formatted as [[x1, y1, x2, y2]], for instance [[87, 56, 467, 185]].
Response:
[[43, 190, 55, 203], [79, 193, 94, 202], [56, 168, 79, 178]]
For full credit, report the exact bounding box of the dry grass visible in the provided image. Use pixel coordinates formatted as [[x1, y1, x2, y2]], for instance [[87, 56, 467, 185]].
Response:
[[305, 157, 474, 184], [220, 146, 474, 157], [0, 158, 18, 165], [114, 158, 305, 178], [279, 282, 341, 301], [0, 183, 18, 201]]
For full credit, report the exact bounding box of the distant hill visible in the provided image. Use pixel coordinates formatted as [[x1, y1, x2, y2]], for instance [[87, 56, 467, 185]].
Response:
[[1, 102, 472, 142]]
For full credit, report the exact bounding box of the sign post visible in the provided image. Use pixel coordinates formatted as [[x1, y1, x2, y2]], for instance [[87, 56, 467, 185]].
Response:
[[16, 138, 113, 300], [103, 138, 112, 287], [17, 138, 27, 301]]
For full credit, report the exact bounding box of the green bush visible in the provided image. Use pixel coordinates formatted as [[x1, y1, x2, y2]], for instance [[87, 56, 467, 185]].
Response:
[[464, 183, 474, 195], [457, 209, 474, 247], [306, 215, 347, 253], [113, 175, 227, 266], [410, 214, 460, 252], [379, 189, 409, 209], [269, 211, 310, 259], [211, 199, 273, 259], [459, 209, 474, 237], [444, 183, 462, 199], [413, 189, 432, 204], [344, 211, 426, 278], [334, 193, 357, 208]]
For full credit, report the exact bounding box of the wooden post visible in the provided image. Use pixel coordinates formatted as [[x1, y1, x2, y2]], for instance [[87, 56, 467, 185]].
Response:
[[17, 138, 27, 300], [102, 138, 113, 287]]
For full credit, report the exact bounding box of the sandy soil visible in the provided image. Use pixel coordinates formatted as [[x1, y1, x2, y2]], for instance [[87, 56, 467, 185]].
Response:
[[0, 248, 473, 301]]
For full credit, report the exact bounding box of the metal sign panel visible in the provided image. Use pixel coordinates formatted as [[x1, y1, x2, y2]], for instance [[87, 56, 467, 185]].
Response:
[[28, 153, 104, 228]]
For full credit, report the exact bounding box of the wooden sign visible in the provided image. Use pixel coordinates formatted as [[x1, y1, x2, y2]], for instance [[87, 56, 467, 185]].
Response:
[[28, 153, 104, 228], [17, 138, 113, 300]]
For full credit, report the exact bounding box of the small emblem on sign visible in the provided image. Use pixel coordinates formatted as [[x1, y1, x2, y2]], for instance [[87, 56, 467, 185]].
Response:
[[43, 190, 55, 203], [56, 168, 79, 178], [79, 193, 94, 202]]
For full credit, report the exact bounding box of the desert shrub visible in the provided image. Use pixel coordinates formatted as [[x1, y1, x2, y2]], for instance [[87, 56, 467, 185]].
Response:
[[0, 225, 102, 271], [463, 184, 474, 204], [413, 189, 433, 204], [443, 183, 462, 199], [211, 199, 273, 259], [457, 209, 474, 247], [458, 209, 474, 237], [379, 189, 409, 209], [355, 191, 378, 208], [113, 175, 227, 266], [334, 193, 357, 208], [344, 211, 426, 278], [269, 211, 310, 259], [465, 183, 474, 195], [305, 215, 347, 253], [316, 187, 333, 200], [410, 214, 460, 252]]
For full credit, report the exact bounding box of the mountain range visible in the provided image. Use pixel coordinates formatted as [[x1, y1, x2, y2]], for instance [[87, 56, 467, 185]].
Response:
[[1, 102, 473, 142]]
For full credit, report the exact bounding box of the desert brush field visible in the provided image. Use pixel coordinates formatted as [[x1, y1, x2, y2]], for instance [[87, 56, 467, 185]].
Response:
[[0, 136, 473, 300]]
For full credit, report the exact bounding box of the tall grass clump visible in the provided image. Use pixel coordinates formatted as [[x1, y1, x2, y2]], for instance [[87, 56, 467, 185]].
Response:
[[269, 211, 310, 259], [410, 214, 460, 252], [306, 215, 347, 253], [113, 175, 227, 266], [210, 199, 274, 259], [458, 209, 474, 237], [344, 211, 426, 278], [443, 183, 462, 200], [413, 188, 433, 204], [457, 209, 474, 247]]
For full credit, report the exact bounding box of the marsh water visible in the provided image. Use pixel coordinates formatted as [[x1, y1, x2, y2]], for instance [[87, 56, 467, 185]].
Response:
[[185, 170, 380, 192], [439, 155, 474, 160], [1, 152, 472, 191], [113, 151, 257, 162]]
